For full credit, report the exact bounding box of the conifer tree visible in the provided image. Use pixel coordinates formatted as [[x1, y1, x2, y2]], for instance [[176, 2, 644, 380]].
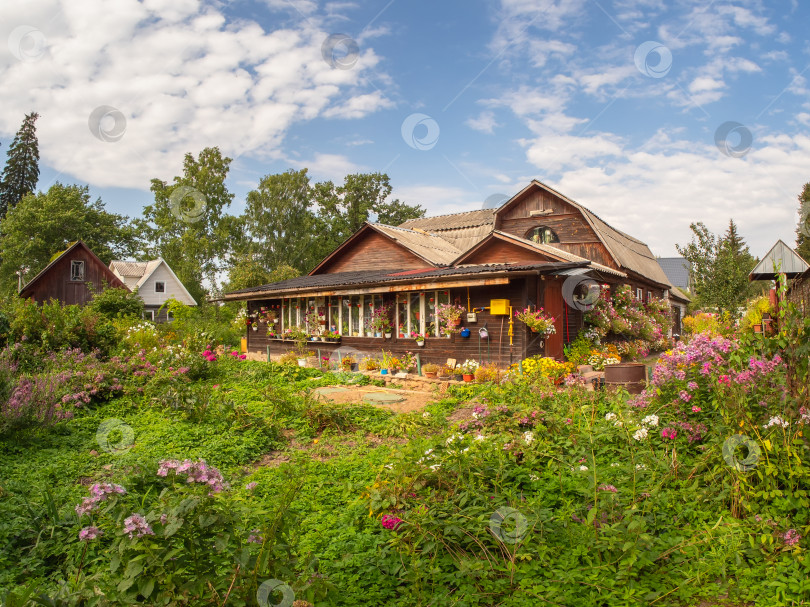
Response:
[[0, 112, 40, 218]]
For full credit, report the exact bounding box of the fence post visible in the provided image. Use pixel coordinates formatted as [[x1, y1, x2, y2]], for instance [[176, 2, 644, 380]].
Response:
[[416, 352, 422, 376], [266, 345, 270, 363]]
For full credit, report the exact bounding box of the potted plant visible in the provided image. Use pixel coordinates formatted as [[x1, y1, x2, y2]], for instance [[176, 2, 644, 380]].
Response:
[[362, 357, 380, 372], [410, 330, 426, 346], [305, 310, 320, 337], [460, 359, 479, 382], [515, 307, 556, 335], [422, 363, 439, 378], [437, 303, 465, 334], [369, 304, 393, 338], [341, 355, 355, 372]]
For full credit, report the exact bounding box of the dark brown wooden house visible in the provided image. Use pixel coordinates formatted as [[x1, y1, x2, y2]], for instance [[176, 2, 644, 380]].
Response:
[[221, 180, 673, 366], [19, 241, 127, 306]]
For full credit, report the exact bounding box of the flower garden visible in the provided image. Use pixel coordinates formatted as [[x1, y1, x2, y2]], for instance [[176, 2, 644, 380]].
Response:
[[0, 292, 809, 606]]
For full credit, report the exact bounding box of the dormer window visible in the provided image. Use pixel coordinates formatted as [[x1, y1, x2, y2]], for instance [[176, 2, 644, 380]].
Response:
[[526, 226, 559, 244], [70, 260, 85, 281]]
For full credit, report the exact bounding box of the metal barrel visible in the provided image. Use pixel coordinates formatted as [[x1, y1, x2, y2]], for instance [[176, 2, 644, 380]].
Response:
[[604, 363, 647, 394]]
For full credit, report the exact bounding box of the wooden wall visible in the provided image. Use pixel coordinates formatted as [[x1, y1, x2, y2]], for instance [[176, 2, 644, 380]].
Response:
[[22, 247, 124, 306], [244, 279, 555, 367], [496, 189, 617, 270], [314, 231, 431, 274], [462, 239, 556, 265]]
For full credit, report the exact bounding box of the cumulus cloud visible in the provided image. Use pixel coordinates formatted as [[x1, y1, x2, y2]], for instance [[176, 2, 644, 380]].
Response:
[[0, 0, 391, 189], [465, 111, 500, 134]]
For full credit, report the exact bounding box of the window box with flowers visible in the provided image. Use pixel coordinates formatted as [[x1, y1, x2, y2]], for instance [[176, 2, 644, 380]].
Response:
[[515, 307, 556, 335]]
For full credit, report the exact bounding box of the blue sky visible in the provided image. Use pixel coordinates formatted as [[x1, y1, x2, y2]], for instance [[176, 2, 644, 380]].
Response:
[[2, 0, 809, 257]]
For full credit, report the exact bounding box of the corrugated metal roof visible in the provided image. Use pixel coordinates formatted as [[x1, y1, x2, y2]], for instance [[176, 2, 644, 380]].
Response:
[[371, 224, 462, 266], [399, 208, 496, 231], [750, 240, 810, 279], [110, 260, 148, 278], [221, 261, 585, 300], [657, 257, 691, 290]]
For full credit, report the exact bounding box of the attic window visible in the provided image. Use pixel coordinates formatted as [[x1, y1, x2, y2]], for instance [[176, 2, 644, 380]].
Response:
[[155, 281, 165, 293], [70, 260, 85, 281], [526, 226, 559, 244]]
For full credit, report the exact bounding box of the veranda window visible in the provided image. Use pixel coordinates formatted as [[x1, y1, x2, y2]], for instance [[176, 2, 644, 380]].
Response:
[[396, 290, 451, 337]]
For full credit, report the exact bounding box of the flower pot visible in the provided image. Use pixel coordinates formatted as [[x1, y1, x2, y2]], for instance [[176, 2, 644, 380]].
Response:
[[381, 368, 388, 375], [375, 332, 382, 338], [453, 374, 463, 381], [297, 358, 307, 367], [416, 340, 425, 347], [753, 324, 762, 334], [424, 371, 437, 379], [384, 333, 392, 339], [449, 319, 461, 327], [462, 374, 474, 382]]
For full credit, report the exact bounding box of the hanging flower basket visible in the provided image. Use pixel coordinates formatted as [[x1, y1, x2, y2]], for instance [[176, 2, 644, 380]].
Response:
[[515, 307, 556, 335]]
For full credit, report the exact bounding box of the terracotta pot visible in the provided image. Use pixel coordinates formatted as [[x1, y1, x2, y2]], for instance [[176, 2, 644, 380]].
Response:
[[424, 372, 437, 379], [450, 318, 461, 327], [462, 374, 474, 382], [753, 324, 763, 334]]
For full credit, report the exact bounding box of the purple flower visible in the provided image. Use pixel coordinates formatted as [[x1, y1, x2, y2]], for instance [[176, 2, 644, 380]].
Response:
[[784, 529, 801, 546], [79, 526, 103, 541], [123, 514, 154, 539], [247, 529, 263, 544], [598, 484, 617, 493], [245, 482, 258, 491]]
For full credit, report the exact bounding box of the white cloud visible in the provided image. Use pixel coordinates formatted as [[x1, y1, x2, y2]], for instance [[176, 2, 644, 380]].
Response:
[[0, 0, 391, 189], [393, 184, 476, 216], [290, 152, 363, 182], [466, 111, 500, 134]]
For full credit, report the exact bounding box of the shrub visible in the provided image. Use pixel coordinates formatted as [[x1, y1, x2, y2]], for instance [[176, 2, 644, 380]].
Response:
[[89, 287, 145, 319], [278, 351, 299, 366], [422, 363, 439, 374]]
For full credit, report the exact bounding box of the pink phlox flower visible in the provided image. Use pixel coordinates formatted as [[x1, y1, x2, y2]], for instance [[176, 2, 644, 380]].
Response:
[[123, 513, 154, 539], [79, 526, 103, 541]]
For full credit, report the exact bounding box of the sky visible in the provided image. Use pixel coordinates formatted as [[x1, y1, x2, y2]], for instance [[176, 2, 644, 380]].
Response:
[[1, 0, 809, 257]]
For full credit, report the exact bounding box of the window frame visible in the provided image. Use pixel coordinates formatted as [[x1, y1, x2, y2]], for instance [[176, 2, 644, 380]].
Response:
[[154, 281, 165, 293], [70, 260, 85, 282], [525, 226, 560, 244], [636, 288, 643, 301], [143, 310, 154, 321]]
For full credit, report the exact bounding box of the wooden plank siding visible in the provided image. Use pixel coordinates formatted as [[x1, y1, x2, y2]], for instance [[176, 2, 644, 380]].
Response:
[[313, 231, 432, 274], [495, 189, 618, 271], [460, 239, 558, 265], [21, 243, 126, 306], [244, 280, 551, 367]]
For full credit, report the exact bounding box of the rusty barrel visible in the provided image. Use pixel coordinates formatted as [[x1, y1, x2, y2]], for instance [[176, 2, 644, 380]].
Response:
[[604, 363, 647, 394]]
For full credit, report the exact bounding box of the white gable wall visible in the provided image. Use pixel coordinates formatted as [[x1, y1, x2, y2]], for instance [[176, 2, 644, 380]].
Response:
[[137, 263, 196, 306]]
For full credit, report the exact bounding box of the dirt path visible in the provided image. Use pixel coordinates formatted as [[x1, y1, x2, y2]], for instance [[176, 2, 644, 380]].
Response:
[[312, 384, 436, 413]]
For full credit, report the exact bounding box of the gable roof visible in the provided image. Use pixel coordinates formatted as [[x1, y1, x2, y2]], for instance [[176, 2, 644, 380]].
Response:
[[309, 223, 462, 274], [110, 258, 197, 305], [749, 239, 810, 280], [496, 180, 671, 287], [399, 209, 496, 254], [20, 241, 127, 297], [657, 257, 691, 289]]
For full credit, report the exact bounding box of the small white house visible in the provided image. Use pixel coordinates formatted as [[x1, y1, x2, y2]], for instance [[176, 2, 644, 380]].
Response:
[[109, 258, 197, 322]]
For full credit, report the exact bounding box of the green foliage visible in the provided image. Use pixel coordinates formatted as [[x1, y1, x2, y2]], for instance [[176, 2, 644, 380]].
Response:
[[136, 147, 235, 302], [677, 219, 761, 313], [0, 183, 137, 295], [796, 181, 810, 262], [88, 287, 144, 320], [0, 112, 40, 219]]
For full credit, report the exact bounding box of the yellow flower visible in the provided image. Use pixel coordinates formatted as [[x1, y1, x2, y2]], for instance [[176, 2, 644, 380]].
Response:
[[313, 438, 319, 444]]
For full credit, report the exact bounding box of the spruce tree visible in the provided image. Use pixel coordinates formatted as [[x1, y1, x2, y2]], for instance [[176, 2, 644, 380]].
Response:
[[796, 181, 810, 262], [0, 112, 40, 218]]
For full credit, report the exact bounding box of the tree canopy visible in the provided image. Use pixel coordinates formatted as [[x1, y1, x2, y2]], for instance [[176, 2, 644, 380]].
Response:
[[0, 183, 136, 293], [796, 181, 810, 262], [676, 219, 760, 313]]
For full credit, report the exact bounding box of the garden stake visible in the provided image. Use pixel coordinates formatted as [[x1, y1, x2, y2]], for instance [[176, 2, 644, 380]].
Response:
[[416, 352, 421, 375], [266, 345, 270, 363]]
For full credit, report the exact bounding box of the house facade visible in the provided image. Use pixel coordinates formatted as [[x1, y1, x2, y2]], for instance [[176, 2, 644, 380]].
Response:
[[19, 241, 127, 306], [221, 180, 673, 366], [109, 258, 197, 322]]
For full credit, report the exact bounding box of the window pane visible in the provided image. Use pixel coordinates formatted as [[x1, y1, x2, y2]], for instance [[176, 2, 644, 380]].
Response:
[[329, 297, 339, 333], [410, 293, 420, 335], [350, 296, 360, 334], [397, 295, 407, 337], [341, 297, 350, 335], [426, 291, 437, 336]]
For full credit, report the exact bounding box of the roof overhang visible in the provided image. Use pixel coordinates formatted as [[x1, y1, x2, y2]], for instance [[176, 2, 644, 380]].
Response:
[[215, 262, 585, 302]]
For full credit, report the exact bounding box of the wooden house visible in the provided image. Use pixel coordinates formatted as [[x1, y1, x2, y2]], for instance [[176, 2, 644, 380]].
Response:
[[109, 258, 197, 322], [19, 241, 127, 306], [221, 180, 673, 366]]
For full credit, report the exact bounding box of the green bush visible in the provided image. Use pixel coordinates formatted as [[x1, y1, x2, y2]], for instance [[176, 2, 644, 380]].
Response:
[[89, 287, 145, 319]]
